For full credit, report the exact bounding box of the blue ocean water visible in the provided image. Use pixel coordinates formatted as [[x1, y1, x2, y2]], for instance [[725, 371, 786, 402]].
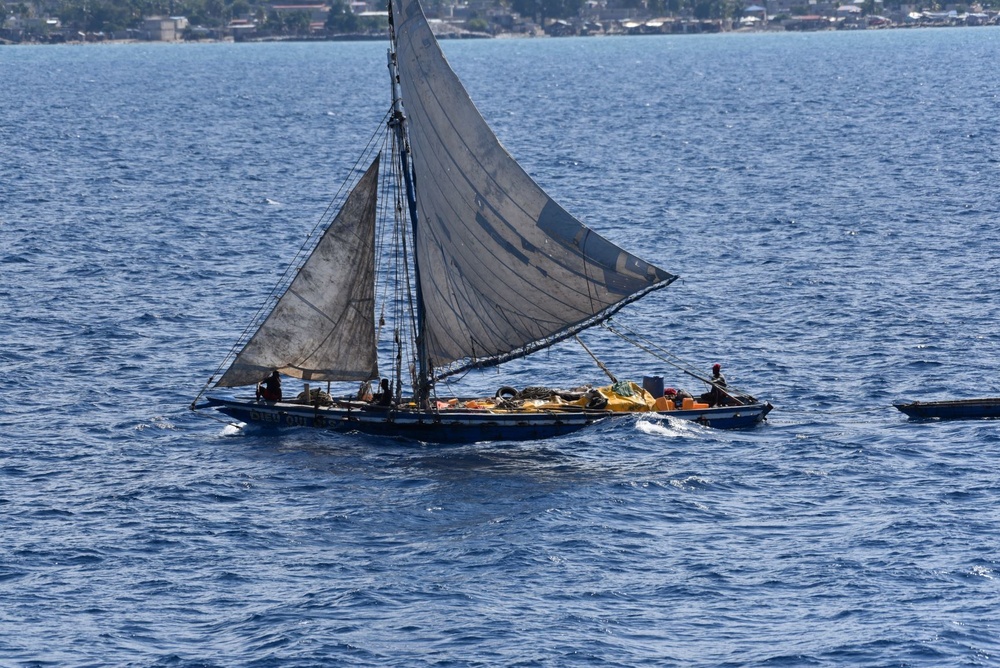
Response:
[[3, 27, 1000, 666]]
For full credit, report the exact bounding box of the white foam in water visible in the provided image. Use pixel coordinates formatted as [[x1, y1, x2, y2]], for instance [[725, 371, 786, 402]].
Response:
[[220, 423, 245, 437], [636, 416, 705, 437]]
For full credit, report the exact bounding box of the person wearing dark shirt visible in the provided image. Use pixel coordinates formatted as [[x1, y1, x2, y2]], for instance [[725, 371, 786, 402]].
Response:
[[701, 363, 729, 406], [372, 378, 393, 406], [256, 370, 282, 402]]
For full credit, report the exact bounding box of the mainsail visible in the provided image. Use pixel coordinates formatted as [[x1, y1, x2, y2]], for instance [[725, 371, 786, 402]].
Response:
[[390, 0, 677, 376], [215, 156, 382, 387]]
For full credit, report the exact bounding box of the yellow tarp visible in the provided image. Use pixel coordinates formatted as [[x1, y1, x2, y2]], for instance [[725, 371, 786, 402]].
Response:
[[492, 382, 657, 413], [425, 381, 658, 413], [593, 381, 657, 412]]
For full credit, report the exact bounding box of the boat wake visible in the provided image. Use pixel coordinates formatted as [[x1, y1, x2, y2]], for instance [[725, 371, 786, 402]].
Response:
[[220, 422, 245, 437], [635, 415, 707, 437]]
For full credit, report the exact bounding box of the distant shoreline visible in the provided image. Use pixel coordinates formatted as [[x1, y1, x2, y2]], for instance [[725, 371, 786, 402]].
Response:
[[3, 18, 998, 47]]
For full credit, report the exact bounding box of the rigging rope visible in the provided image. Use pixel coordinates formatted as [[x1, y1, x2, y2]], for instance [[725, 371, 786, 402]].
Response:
[[374, 129, 394, 344], [575, 335, 617, 383], [189, 406, 243, 427], [395, 142, 420, 402], [601, 319, 752, 400]]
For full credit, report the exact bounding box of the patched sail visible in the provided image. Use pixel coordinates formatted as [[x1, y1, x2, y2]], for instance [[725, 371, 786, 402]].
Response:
[[216, 156, 381, 387], [391, 0, 677, 373]]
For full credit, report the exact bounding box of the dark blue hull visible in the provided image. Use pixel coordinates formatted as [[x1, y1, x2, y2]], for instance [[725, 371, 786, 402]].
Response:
[[201, 396, 772, 443], [894, 397, 1000, 421]]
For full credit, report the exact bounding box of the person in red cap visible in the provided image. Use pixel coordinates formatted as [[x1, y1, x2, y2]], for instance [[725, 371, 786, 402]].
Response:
[[664, 387, 678, 409], [664, 386, 692, 409], [712, 363, 725, 382]]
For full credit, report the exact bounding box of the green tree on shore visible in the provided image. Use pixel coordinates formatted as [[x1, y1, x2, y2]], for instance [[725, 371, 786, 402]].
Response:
[[325, 0, 359, 31], [510, 0, 584, 23]]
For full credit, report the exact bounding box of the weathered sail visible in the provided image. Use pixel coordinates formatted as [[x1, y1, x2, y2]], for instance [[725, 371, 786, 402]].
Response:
[[216, 156, 381, 387], [391, 0, 677, 373]]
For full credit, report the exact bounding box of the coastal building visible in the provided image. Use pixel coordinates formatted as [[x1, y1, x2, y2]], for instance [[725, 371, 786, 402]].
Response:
[[784, 14, 833, 29], [835, 3, 863, 26], [142, 16, 188, 41], [267, 4, 329, 19], [264, 3, 329, 33]]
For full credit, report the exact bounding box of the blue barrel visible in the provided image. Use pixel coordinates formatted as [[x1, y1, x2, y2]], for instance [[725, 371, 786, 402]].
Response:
[[642, 376, 664, 397]]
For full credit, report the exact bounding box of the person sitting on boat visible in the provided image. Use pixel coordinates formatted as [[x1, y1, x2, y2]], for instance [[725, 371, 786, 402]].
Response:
[[372, 378, 393, 407], [256, 370, 282, 402], [700, 363, 729, 407], [665, 387, 692, 409]]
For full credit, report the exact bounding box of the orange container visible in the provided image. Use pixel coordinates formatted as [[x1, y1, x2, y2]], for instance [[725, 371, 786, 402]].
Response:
[[682, 397, 694, 410], [654, 396, 674, 412]]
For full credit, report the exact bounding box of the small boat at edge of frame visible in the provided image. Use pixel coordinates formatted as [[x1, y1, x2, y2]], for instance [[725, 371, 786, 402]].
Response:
[[894, 398, 1000, 421]]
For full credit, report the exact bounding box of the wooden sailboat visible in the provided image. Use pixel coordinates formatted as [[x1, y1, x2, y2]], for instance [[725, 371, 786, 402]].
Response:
[[191, 0, 772, 442]]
